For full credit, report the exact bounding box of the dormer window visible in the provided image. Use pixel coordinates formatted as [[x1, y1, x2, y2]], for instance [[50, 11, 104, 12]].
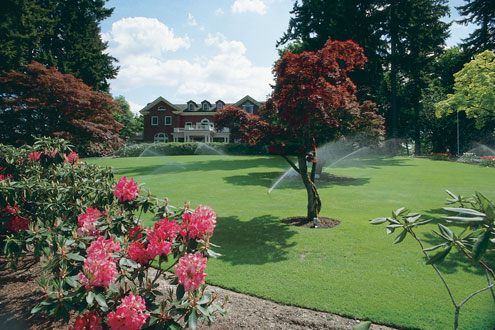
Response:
[[158, 106, 166, 111], [216, 101, 224, 109], [188, 103, 194, 111], [202, 103, 209, 111], [242, 103, 254, 114]]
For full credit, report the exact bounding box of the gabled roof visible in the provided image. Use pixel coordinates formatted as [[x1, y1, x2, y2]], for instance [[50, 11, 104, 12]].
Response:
[[139, 97, 181, 115], [233, 95, 262, 107]]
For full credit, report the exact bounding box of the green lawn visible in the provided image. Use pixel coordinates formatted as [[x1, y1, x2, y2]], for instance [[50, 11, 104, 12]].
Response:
[[90, 155, 495, 330]]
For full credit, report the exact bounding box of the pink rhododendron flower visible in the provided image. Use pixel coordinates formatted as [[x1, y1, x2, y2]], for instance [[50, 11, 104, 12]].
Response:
[[28, 151, 41, 161], [174, 252, 208, 291], [70, 311, 103, 330], [44, 148, 59, 158], [128, 224, 144, 241], [78, 236, 120, 290], [180, 205, 216, 240], [145, 218, 179, 259], [107, 293, 150, 330], [77, 208, 102, 237], [66, 151, 79, 164], [114, 176, 139, 202], [128, 241, 150, 264], [5, 214, 31, 233], [1, 204, 18, 215]]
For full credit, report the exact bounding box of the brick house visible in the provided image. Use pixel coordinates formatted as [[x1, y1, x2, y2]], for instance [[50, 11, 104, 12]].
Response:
[[139, 95, 262, 143]]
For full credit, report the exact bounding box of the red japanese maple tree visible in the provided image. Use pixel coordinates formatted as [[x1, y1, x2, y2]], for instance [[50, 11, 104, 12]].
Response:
[[216, 40, 384, 223], [0, 61, 123, 148]]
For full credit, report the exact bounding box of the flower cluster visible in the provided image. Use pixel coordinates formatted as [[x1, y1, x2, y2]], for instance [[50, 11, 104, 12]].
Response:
[[174, 252, 208, 291], [107, 293, 150, 330], [127, 219, 179, 264], [66, 152, 80, 164], [114, 176, 138, 202], [70, 311, 103, 330], [180, 205, 216, 240], [43, 148, 59, 158], [1, 203, 30, 233], [28, 151, 41, 161], [0, 167, 12, 182], [78, 236, 121, 290], [77, 208, 103, 237]]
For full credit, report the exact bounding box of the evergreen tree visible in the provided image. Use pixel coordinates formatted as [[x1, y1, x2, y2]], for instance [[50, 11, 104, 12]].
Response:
[[0, 0, 117, 92], [457, 0, 495, 55], [277, 0, 387, 101], [277, 0, 450, 154]]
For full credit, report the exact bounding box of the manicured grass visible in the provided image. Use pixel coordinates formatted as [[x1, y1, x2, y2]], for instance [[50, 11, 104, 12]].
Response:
[[90, 155, 495, 330]]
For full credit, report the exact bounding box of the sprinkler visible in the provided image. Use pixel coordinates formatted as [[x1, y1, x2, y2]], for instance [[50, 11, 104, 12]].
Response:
[[313, 217, 318, 228]]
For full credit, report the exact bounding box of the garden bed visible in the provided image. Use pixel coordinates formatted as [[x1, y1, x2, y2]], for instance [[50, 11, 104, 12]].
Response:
[[0, 255, 395, 330]]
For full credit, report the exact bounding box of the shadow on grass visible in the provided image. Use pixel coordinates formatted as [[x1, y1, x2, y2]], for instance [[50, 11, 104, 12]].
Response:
[[223, 172, 370, 189], [214, 215, 297, 265]]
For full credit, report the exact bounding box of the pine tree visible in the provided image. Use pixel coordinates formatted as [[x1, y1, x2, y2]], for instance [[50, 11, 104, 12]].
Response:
[[457, 0, 495, 55], [0, 0, 117, 92]]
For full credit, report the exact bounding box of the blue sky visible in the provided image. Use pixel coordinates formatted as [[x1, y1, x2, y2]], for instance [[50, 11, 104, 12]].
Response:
[[100, 0, 475, 114]]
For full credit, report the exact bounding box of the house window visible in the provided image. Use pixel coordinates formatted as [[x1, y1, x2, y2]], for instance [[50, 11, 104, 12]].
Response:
[[216, 102, 223, 109], [202, 103, 209, 111], [165, 116, 172, 125], [151, 116, 158, 126], [154, 133, 168, 143], [188, 103, 194, 111], [185, 122, 192, 127], [158, 106, 166, 111], [242, 104, 254, 114]]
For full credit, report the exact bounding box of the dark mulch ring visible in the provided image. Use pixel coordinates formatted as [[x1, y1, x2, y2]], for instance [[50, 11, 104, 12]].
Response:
[[316, 173, 357, 182], [281, 216, 340, 229]]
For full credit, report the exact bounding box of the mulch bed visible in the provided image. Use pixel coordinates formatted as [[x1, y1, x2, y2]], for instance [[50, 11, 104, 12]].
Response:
[[281, 217, 341, 229], [0, 255, 396, 330]]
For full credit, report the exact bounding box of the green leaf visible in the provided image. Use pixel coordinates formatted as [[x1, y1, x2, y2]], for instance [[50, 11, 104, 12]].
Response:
[[31, 304, 44, 314], [176, 284, 185, 300], [66, 253, 85, 261], [443, 207, 486, 217], [393, 229, 407, 244], [188, 310, 198, 330], [65, 275, 79, 288], [426, 246, 452, 265], [86, 291, 95, 306], [353, 321, 371, 330], [423, 243, 447, 252], [164, 320, 183, 330], [369, 217, 387, 224], [95, 294, 108, 308], [438, 223, 454, 241], [444, 216, 485, 222], [472, 229, 492, 262], [393, 207, 407, 218], [198, 293, 211, 305], [197, 305, 209, 316]]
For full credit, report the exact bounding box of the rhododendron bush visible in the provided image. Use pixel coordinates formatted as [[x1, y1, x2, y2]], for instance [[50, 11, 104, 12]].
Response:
[[0, 137, 225, 329]]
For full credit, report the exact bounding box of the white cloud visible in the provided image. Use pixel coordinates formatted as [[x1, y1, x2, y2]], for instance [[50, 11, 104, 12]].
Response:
[[215, 8, 224, 16], [102, 17, 190, 59], [106, 21, 272, 103], [231, 0, 272, 15], [187, 13, 197, 26], [128, 101, 145, 115]]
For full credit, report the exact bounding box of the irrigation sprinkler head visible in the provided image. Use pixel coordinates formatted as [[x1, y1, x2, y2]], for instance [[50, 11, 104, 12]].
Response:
[[313, 217, 318, 228]]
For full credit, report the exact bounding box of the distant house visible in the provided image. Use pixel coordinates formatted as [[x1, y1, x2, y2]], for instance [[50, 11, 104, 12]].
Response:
[[139, 95, 262, 143]]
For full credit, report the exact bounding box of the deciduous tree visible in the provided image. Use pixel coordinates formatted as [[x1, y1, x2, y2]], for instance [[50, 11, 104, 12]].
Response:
[[0, 61, 123, 148], [436, 50, 495, 130], [216, 40, 384, 223]]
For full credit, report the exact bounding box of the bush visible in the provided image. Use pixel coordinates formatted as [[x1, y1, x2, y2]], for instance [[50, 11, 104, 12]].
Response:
[[112, 142, 269, 157], [0, 137, 225, 329], [370, 190, 495, 330]]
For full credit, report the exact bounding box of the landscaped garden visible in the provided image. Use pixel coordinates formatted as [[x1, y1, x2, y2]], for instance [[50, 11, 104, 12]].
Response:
[[89, 154, 495, 330]]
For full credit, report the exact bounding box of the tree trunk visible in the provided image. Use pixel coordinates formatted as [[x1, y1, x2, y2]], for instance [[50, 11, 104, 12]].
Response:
[[297, 155, 321, 223]]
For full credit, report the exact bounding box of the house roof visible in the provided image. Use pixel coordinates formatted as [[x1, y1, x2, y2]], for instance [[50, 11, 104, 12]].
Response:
[[140, 95, 262, 115]]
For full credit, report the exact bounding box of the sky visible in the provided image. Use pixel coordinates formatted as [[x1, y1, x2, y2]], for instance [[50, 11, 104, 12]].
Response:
[[100, 0, 476, 114]]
